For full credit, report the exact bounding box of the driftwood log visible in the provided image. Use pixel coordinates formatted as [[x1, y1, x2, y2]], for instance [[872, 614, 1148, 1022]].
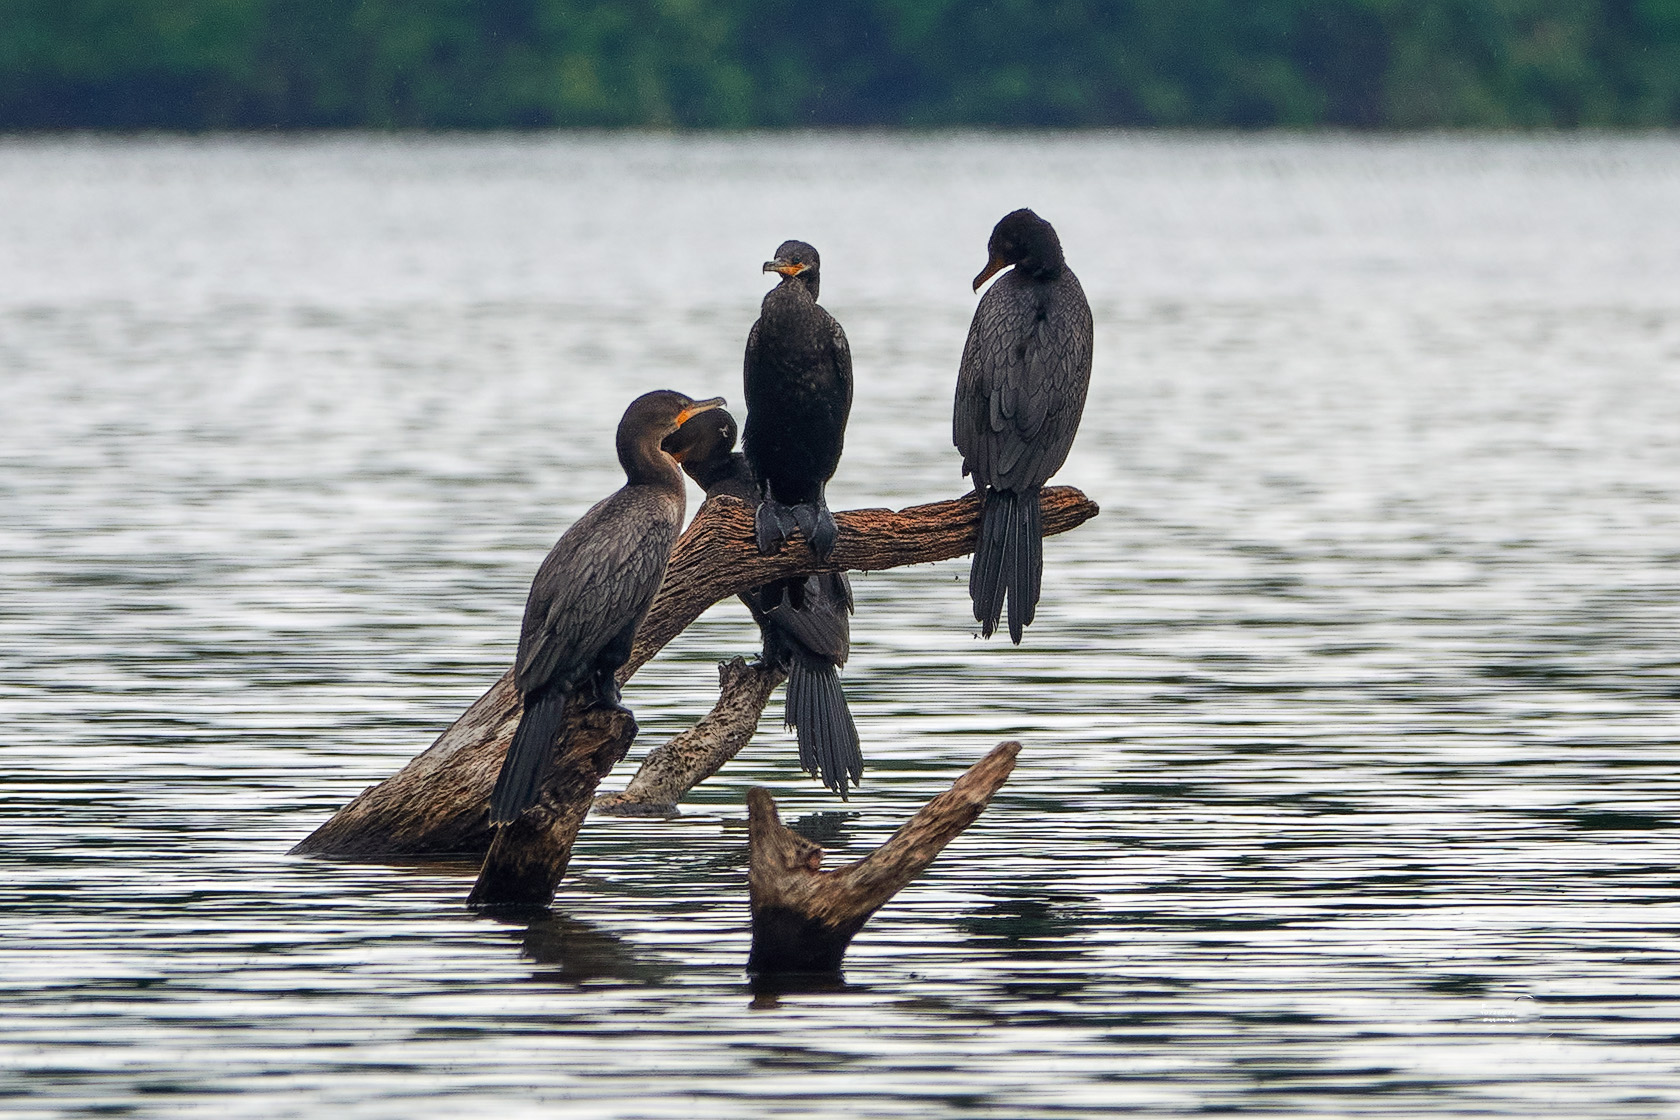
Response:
[[291, 488, 1097, 907], [748, 740, 1020, 974]]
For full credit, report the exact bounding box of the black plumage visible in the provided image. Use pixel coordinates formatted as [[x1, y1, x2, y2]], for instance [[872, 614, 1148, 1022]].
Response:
[[664, 409, 863, 797], [954, 208, 1094, 643], [489, 389, 726, 824], [743, 240, 853, 561]]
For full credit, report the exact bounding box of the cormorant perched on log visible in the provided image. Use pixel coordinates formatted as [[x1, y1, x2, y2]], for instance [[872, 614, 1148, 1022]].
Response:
[[489, 390, 726, 824], [664, 408, 863, 797], [743, 240, 853, 561], [955, 208, 1093, 644]]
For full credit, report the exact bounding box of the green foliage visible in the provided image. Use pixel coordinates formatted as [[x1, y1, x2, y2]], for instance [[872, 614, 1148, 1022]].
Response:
[[1, 0, 1678, 127]]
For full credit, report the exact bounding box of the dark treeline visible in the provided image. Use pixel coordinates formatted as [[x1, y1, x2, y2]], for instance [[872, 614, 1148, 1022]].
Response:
[[5, 0, 1680, 130]]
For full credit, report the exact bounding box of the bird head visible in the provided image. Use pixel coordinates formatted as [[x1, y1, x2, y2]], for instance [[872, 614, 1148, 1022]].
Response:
[[973, 208, 1065, 291], [661, 405, 739, 486], [763, 240, 822, 299]]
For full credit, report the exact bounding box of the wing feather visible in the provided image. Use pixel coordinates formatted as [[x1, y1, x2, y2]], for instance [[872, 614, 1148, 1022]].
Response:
[[514, 490, 678, 695], [954, 269, 1093, 493], [829, 311, 855, 447]]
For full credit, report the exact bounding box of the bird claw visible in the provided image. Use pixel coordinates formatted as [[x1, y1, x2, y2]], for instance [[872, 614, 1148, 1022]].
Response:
[[807, 505, 839, 561], [755, 500, 797, 556], [587, 673, 630, 713], [790, 502, 818, 543], [784, 502, 838, 560], [759, 498, 837, 559]]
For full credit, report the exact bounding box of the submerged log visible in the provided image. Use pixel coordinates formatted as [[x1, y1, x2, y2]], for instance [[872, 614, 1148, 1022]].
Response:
[[466, 703, 637, 909], [291, 489, 1096, 888], [747, 740, 1021, 975]]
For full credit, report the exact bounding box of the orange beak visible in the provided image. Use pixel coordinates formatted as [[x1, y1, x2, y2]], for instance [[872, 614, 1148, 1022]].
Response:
[[764, 258, 810, 277], [673, 396, 726, 430]]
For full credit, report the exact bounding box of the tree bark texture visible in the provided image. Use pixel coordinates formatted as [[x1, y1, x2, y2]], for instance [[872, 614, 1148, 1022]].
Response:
[[290, 487, 1096, 864], [747, 740, 1021, 974], [593, 657, 786, 817]]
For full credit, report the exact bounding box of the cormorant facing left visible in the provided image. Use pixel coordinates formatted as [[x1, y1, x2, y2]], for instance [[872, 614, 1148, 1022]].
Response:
[[955, 208, 1093, 644], [664, 407, 863, 797], [743, 240, 853, 560], [489, 389, 726, 824]]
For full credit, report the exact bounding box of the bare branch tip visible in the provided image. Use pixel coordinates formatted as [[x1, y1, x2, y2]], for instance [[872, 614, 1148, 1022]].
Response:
[[744, 786, 779, 823]]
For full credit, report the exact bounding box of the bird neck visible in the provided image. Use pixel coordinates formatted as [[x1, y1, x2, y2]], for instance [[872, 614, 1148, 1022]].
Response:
[[778, 272, 820, 303], [686, 451, 745, 492], [619, 435, 686, 493], [1019, 248, 1064, 282], [1017, 226, 1066, 281]]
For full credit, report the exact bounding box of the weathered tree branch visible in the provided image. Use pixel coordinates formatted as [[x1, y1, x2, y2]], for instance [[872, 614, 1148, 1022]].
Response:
[[747, 740, 1021, 974], [624, 488, 1096, 677], [290, 487, 1096, 871], [593, 657, 786, 817]]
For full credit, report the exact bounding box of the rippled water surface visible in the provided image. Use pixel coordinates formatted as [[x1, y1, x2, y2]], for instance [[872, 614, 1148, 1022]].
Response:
[[4, 133, 1680, 1117]]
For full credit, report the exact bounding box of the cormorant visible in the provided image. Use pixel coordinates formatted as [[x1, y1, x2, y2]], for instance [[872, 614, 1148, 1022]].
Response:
[[954, 209, 1093, 644], [489, 389, 727, 824], [664, 408, 863, 796], [743, 240, 853, 561]]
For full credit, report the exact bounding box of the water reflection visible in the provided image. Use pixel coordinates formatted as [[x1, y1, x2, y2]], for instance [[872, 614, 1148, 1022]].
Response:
[[784, 810, 857, 847], [957, 893, 1094, 952], [747, 971, 852, 1008], [518, 912, 675, 986]]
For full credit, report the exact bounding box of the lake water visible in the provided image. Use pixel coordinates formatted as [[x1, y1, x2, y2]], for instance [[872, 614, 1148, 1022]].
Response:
[[3, 133, 1680, 1118]]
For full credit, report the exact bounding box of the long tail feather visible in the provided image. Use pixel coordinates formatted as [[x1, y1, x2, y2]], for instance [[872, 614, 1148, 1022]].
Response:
[[1006, 492, 1043, 643], [490, 689, 569, 824], [970, 488, 1044, 642], [785, 653, 862, 799], [970, 490, 1010, 637]]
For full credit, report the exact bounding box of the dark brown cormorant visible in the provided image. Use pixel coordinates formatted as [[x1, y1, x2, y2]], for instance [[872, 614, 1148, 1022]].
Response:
[[743, 240, 853, 561], [489, 389, 727, 824], [954, 209, 1093, 644], [664, 408, 863, 796]]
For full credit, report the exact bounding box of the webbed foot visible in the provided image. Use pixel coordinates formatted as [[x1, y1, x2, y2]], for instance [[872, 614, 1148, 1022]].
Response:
[[808, 504, 839, 561], [587, 671, 631, 714], [755, 499, 797, 556], [791, 501, 839, 560]]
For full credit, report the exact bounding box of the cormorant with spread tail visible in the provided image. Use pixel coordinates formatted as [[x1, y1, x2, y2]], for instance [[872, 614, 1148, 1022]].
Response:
[[743, 240, 853, 561], [664, 408, 863, 796], [489, 390, 726, 824], [955, 209, 1093, 643]]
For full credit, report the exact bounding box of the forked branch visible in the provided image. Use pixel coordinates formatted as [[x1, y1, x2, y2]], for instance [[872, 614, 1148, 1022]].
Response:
[[747, 740, 1021, 974]]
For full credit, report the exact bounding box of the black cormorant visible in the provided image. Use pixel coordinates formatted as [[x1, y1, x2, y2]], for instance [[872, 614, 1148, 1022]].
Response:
[[954, 208, 1093, 643], [664, 408, 863, 796], [743, 240, 853, 561], [489, 389, 727, 824]]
